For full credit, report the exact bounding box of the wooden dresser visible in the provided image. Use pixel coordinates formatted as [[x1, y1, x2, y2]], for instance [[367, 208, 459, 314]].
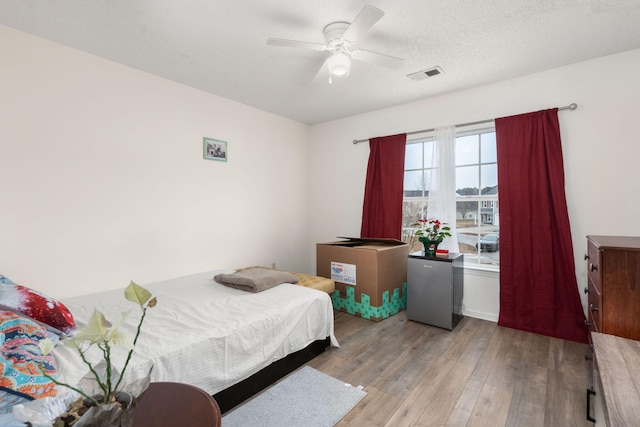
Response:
[[585, 236, 640, 424], [585, 235, 640, 340], [590, 333, 640, 426]]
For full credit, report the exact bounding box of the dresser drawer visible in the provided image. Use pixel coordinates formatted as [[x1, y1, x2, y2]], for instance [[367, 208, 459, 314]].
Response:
[[588, 310, 599, 335], [587, 277, 601, 332], [587, 241, 601, 292]]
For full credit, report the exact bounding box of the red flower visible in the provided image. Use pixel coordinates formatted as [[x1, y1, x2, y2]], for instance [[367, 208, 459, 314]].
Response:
[[415, 218, 452, 241]]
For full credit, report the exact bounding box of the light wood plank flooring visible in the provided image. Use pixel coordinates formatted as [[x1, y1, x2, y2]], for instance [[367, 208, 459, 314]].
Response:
[[307, 310, 592, 427]]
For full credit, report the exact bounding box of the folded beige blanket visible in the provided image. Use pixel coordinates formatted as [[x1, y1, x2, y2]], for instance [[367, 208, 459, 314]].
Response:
[[213, 267, 299, 293]]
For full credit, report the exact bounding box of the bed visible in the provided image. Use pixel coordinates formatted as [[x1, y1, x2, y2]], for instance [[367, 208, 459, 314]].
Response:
[[52, 269, 338, 413]]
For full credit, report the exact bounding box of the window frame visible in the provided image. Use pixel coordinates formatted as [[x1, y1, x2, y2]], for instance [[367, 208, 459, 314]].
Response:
[[402, 125, 499, 270]]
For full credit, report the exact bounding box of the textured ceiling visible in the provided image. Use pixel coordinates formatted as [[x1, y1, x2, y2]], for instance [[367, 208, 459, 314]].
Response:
[[2, 1, 640, 124]]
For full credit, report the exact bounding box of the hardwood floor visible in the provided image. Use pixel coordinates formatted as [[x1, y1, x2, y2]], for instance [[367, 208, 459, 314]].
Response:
[[307, 310, 592, 427]]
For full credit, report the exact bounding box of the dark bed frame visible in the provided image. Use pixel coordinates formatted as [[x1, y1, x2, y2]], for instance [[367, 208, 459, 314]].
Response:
[[212, 337, 331, 414]]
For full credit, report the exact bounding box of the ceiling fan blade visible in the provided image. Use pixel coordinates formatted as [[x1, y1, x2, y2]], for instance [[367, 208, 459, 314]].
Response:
[[342, 5, 384, 42], [352, 49, 405, 69], [267, 37, 327, 52], [312, 57, 331, 84]]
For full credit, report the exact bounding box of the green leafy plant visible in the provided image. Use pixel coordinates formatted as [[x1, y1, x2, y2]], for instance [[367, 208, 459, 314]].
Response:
[[39, 281, 157, 408], [415, 218, 452, 242]]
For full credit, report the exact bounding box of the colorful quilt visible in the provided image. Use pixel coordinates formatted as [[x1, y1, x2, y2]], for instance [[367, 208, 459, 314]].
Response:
[[0, 310, 58, 414]]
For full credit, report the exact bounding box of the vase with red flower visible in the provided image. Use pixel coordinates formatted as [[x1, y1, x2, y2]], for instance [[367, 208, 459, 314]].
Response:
[[415, 218, 452, 256]]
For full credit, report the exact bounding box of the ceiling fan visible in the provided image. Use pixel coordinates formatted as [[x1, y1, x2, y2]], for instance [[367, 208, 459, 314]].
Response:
[[267, 5, 404, 84]]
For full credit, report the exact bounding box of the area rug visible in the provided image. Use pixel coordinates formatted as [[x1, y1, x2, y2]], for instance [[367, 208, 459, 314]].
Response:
[[222, 366, 366, 427]]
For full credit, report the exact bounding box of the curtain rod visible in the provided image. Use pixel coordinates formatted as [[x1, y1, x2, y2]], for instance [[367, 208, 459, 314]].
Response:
[[352, 103, 578, 144]]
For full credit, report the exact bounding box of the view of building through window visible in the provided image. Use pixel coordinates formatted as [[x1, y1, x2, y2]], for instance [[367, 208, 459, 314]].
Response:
[[402, 128, 499, 268]]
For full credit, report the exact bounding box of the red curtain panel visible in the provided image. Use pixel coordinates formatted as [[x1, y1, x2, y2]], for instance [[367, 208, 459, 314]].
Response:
[[496, 109, 587, 343], [360, 133, 407, 240]]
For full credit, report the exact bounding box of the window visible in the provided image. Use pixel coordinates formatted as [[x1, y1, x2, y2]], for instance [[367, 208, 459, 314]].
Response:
[[402, 127, 499, 269]]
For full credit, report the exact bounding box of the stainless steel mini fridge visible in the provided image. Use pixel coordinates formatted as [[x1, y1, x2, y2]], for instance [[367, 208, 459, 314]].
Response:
[[406, 252, 464, 330]]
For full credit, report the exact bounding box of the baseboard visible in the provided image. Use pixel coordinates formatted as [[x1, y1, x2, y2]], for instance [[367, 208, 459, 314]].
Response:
[[462, 308, 498, 323]]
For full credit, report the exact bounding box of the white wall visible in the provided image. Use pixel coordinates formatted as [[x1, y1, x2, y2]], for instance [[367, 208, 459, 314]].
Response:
[[0, 25, 310, 298], [462, 270, 500, 322], [3, 24, 639, 317], [309, 48, 640, 318]]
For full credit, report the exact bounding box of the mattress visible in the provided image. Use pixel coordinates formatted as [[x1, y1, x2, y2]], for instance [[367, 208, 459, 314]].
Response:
[[54, 270, 338, 395]]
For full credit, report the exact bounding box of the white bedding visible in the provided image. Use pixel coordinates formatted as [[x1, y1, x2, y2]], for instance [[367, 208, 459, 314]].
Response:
[[54, 270, 338, 395]]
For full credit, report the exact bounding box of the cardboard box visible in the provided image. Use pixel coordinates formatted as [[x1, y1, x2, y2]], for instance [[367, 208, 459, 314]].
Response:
[[317, 237, 409, 321]]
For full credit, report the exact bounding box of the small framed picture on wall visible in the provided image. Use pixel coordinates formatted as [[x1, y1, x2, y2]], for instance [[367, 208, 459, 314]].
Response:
[[203, 137, 228, 162]]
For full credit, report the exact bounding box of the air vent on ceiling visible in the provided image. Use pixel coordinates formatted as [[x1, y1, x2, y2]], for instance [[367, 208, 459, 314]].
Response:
[[407, 66, 444, 81]]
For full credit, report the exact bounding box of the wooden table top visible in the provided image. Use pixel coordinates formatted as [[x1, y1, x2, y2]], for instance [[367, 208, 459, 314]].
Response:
[[133, 382, 221, 427], [592, 332, 640, 426]]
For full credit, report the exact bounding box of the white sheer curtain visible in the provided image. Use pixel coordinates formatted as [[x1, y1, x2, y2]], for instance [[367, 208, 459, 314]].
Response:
[[427, 125, 459, 252]]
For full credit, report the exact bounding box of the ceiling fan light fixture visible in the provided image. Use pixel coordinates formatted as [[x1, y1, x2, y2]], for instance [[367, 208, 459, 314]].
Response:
[[266, 5, 400, 85], [328, 52, 351, 77]]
